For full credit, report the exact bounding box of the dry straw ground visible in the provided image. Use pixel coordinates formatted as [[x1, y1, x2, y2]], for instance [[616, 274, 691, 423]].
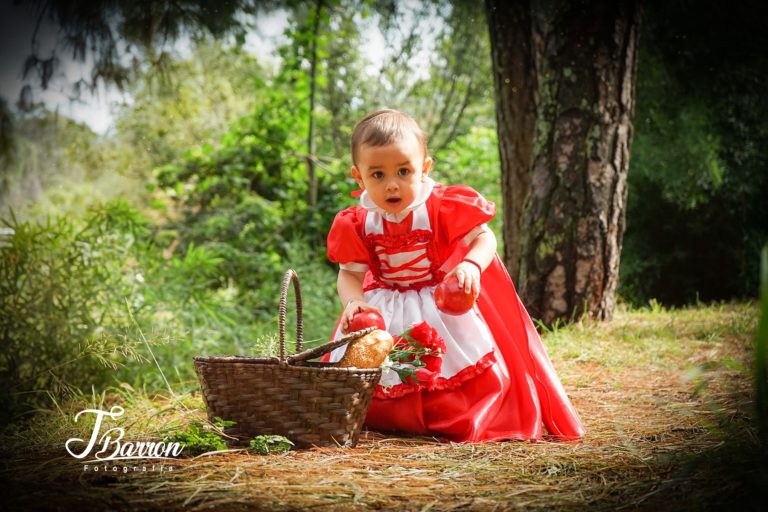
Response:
[[2, 302, 764, 511]]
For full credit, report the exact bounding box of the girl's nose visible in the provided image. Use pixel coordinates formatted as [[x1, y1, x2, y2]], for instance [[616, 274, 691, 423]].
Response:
[[386, 179, 398, 192]]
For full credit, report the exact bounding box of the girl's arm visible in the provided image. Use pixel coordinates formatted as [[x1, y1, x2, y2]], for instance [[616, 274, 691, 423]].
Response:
[[444, 229, 497, 294], [337, 268, 382, 333]]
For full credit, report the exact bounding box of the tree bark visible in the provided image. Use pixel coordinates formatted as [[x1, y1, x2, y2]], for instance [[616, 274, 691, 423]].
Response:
[[487, 0, 642, 325], [485, 0, 538, 287]]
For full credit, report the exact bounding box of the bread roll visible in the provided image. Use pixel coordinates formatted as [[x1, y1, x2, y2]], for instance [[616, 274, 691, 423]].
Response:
[[337, 329, 394, 369]]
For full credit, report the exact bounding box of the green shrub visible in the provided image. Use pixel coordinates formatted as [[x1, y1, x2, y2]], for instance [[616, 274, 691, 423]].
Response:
[[0, 200, 152, 423], [162, 417, 233, 456], [249, 435, 294, 455]]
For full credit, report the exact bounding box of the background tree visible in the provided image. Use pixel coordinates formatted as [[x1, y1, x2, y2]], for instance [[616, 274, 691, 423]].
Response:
[[487, 0, 642, 324], [0, 108, 136, 217], [483, 1, 536, 288], [368, 0, 494, 153], [115, 39, 266, 175], [16, 0, 251, 102], [0, 0, 260, 173], [0, 40, 266, 217]]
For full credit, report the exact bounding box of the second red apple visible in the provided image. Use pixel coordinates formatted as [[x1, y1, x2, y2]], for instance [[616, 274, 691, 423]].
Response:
[[435, 275, 478, 315]]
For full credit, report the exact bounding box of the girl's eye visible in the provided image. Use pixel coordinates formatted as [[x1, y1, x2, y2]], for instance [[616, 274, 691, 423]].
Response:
[[372, 171, 384, 179], [398, 168, 410, 176]]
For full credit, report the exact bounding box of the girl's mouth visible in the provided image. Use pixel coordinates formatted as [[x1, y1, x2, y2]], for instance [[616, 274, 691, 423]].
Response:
[[386, 198, 401, 204]]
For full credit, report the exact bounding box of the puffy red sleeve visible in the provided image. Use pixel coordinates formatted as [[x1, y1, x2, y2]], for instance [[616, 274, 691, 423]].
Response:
[[327, 207, 370, 272], [439, 185, 496, 247]]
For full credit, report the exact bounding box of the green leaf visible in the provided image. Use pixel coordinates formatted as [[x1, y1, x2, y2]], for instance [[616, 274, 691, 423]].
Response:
[[248, 435, 294, 455], [162, 420, 230, 456]]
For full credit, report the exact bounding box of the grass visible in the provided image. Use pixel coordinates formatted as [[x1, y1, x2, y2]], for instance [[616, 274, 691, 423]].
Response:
[[0, 301, 763, 511]]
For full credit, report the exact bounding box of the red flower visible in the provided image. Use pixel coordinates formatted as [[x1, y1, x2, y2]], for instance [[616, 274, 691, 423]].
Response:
[[422, 354, 442, 373], [386, 321, 448, 388], [426, 336, 446, 355], [407, 321, 435, 344], [411, 322, 445, 353]]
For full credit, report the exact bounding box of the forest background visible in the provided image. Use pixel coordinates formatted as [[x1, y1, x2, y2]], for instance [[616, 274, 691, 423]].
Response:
[[0, 0, 766, 428]]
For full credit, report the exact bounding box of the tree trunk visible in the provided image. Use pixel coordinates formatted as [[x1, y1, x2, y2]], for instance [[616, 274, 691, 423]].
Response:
[[485, 0, 538, 287], [487, 0, 642, 325]]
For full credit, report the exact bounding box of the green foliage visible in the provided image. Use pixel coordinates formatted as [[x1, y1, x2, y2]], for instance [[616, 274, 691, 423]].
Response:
[[148, 4, 374, 332], [152, 62, 316, 298], [0, 198, 287, 423], [630, 52, 723, 210], [756, 244, 768, 446], [533, 317, 565, 336], [0, 201, 152, 423], [160, 420, 296, 457], [358, 0, 494, 148], [115, 39, 267, 175], [12, 0, 248, 101], [249, 434, 294, 455], [0, 111, 139, 219], [620, 1, 768, 306], [162, 416, 233, 456]]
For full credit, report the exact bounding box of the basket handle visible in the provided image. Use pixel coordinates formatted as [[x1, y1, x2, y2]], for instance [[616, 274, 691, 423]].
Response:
[[278, 269, 303, 363], [287, 326, 376, 364]]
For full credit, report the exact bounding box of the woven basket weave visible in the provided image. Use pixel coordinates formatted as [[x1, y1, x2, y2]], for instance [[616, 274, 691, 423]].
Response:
[[194, 269, 381, 448]]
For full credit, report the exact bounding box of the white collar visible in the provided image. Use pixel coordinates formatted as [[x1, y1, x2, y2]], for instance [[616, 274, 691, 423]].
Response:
[[359, 177, 435, 223]]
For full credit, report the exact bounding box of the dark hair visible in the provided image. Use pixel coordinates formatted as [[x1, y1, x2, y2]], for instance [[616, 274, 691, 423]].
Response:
[[351, 109, 428, 166]]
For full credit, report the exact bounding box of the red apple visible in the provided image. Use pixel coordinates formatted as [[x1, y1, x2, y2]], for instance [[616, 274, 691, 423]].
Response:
[[435, 275, 478, 315], [348, 310, 386, 332]]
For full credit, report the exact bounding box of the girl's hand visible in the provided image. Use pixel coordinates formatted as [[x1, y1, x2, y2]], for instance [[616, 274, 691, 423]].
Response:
[[445, 261, 481, 296], [340, 298, 382, 334]]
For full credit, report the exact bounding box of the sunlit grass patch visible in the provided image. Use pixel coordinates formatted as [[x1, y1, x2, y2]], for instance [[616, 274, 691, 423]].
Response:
[[544, 300, 756, 374]]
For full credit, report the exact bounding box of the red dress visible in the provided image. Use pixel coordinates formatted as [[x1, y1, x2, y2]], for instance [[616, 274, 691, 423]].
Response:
[[321, 179, 585, 442]]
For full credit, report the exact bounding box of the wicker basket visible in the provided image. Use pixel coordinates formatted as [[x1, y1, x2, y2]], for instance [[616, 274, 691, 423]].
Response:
[[194, 269, 381, 448]]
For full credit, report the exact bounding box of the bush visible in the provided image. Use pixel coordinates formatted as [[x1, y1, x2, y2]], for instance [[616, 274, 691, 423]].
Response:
[[0, 201, 152, 423]]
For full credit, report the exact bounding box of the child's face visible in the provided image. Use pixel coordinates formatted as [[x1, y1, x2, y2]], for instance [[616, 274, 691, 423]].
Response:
[[351, 133, 433, 215]]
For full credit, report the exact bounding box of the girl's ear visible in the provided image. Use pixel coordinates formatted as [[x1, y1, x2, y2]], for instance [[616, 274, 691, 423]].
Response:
[[421, 156, 434, 180], [351, 166, 365, 188]]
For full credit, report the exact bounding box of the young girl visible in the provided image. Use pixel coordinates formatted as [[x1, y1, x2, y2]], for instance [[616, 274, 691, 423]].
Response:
[[321, 109, 585, 442]]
